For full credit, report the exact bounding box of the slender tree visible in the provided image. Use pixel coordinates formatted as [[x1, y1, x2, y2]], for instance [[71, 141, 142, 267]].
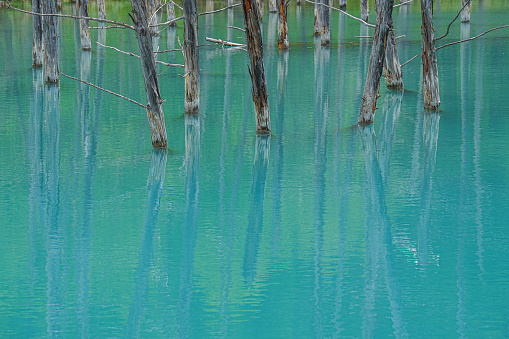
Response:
[[32, 0, 43, 67], [167, 1, 176, 25], [97, 0, 106, 20], [461, 0, 471, 22], [183, 0, 200, 113], [421, 0, 440, 109], [277, 0, 289, 49], [361, 0, 369, 21], [130, 0, 168, 147], [77, 0, 91, 50], [320, 0, 330, 45], [358, 0, 395, 124], [383, 25, 403, 89], [43, 0, 59, 83], [242, 0, 271, 133]]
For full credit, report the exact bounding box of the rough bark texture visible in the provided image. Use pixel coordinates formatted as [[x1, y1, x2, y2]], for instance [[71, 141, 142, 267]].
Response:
[[256, 0, 264, 21], [277, 0, 289, 49], [461, 0, 471, 22], [167, 1, 176, 25], [183, 0, 200, 113], [42, 0, 59, 83], [32, 0, 43, 67], [78, 0, 91, 50], [358, 0, 394, 124], [339, 0, 347, 9], [320, 0, 330, 45], [314, 0, 321, 36], [420, 0, 440, 110], [97, 0, 106, 20], [361, 0, 369, 21], [383, 25, 403, 89], [269, 0, 277, 12], [130, 0, 168, 147], [146, 0, 159, 36], [242, 0, 271, 133]]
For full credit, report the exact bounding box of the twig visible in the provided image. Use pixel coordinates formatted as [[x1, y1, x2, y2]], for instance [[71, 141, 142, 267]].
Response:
[[90, 25, 130, 30], [393, 0, 414, 7], [400, 52, 420, 67], [395, 35, 405, 40], [97, 42, 184, 67], [6, 2, 134, 29], [198, 3, 242, 16], [434, 0, 471, 41], [60, 72, 147, 108], [178, 71, 190, 78], [304, 0, 375, 28], [436, 25, 509, 50], [176, 35, 185, 58], [228, 25, 246, 32], [205, 37, 246, 47], [155, 48, 183, 53], [170, 0, 183, 11], [154, 15, 184, 28]]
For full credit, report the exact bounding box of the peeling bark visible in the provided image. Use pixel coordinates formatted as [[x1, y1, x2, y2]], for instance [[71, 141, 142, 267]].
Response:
[[269, 0, 277, 12], [314, 0, 321, 36], [358, 0, 394, 124], [320, 0, 330, 45], [97, 0, 106, 20], [77, 0, 91, 50], [183, 0, 200, 113], [167, 1, 176, 25], [146, 0, 159, 36], [277, 0, 289, 49], [43, 0, 59, 83], [32, 0, 43, 67], [242, 0, 271, 133], [130, 0, 168, 147], [361, 0, 369, 22], [421, 0, 440, 109], [461, 0, 471, 23], [383, 25, 403, 89]]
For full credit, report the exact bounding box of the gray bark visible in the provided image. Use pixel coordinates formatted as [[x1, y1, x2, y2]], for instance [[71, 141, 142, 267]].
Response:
[[269, 0, 277, 12], [130, 0, 168, 148], [43, 0, 59, 83], [167, 1, 176, 25], [146, 0, 159, 36], [420, 0, 440, 109], [97, 0, 106, 20], [383, 26, 403, 89], [242, 0, 271, 133], [183, 0, 200, 113], [461, 0, 471, 22], [361, 0, 369, 21], [339, 0, 346, 9], [77, 0, 91, 50], [32, 0, 43, 67], [256, 0, 264, 21], [314, 0, 321, 36], [320, 0, 330, 45], [358, 0, 394, 124], [277, 0, 289, 49]]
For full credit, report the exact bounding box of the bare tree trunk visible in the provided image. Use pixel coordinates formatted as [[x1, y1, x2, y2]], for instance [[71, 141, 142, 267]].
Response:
[[256, 0, 264, 21], [320, 0, 330, 45], [242, 0, 271, 133], [43, 0, 59, 83], [183, 0, 200, 113], [461, 0, 471, 22], [314, 0, 321, 36], [167, 1, 176, 25], [146, 0, 159, 36], [130, 0, 168, 148], [338, 0, 346, 9], [420, 0, 440, 109], [269, 0, 277, 12], [383, 25, 403, 89], [361, 0, 369, 21], [358, 0, 394, 124], [77, 0, 91, 50], [32, 0, 43, 67], [56, 0, 62, 10], [97, 0, 106, 20], [277, 0, 289, 49]]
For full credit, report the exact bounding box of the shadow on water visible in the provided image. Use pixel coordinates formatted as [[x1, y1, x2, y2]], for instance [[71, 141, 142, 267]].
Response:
[[243, 135, 271, 287]]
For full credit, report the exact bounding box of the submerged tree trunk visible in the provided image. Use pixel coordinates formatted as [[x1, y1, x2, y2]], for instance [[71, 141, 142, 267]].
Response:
[[383, 25, 403, 89], [269, 0, 277, 12], [314, 0, 321, 36], [277, 0, 289, 49], [339, 0, 346, 9], [130, 0, 168, 148], [183, 0, 200, 113], [32, 0, 43, 67], [146, 0, 159, 36], [358, 0, 394, 124], [242, 0, 271, 133], [167, 1, 176, 25], [421, 0, 440, 109], [320, 0, 330, 45], [77, 0, 91, 50], [97, 0, 106, 20], [43, 0, 59, 83], [461, 0, 471, 22], [361, 0, 369, 21]]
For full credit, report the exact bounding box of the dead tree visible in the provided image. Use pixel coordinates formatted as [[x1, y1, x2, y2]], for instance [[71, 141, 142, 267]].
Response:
[[130, 0, 168, 147], [167, 1, 176, 25], [43, 0, 59, 83], [314, 0, 321, 36], [320, 0, 330, 45], [269, 0, 277, 12], [461, 0, 470, 22], [383, 25, 403, 89], [421, 0, 440, 109], [361, 0, 369, 21], [32, 0, 43, 67], [97, 0, 106, 20], [277, 0, 289, 49], [77, 0, 92, 50], [183, 0, 200, 113], [242, 0, 271, 133], [358, 0, 394, 124], [339, 0, 346, 9]]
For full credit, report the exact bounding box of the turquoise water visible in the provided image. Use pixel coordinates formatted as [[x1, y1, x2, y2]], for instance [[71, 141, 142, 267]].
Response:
[[1, 1, 509, 337]]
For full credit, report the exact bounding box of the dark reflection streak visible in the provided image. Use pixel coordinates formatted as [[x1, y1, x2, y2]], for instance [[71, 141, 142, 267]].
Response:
[[457, 23, 471, 339], [176, 115, 201, 338], [243, 136, 271, 287], [272, 51, 288, 254], [44, 84, 62, 338], [29, 69, 45, 293], [313, 43, 329, 338], [125, 150, 168, 337]]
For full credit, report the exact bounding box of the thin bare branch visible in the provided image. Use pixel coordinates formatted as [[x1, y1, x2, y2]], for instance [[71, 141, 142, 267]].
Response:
[[434, 0, 471, 41], [97, 42, 184, 67], [60, 72, 147, 108], [228, 25, 246, 32], [155, 48, 183, 53], [304, 0, 375, 28], [205, 37, 246, 47], [171, 0, 183, 11], [90, 25, 130, 30], [198, 3, 242, 16], [436, 24, 509, 50], [400, 52, 420, 67], [393, 0, 414, 7], [6, 1, 134, 29]]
